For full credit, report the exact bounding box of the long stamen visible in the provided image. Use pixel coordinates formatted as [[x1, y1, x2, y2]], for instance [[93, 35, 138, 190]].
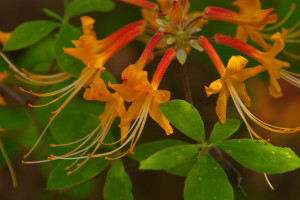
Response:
[[228, 81, 299, 134], [23, 68, 97, 158]]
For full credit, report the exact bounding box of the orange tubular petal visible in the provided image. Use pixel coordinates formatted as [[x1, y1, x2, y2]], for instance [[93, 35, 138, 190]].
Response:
[[95, 20, 146, 52], [136, 31, 163, 69], [120, 0, 158, 10], [203, 7, 275, 27], [214, 34, 261, 60], [198, 36, 226, 77], [169, 1, 183, 27], [97, 26, 145, 66], [151, 48, 176, 90]]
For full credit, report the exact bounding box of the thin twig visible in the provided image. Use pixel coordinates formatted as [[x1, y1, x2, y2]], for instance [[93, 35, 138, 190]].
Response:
[[179, 63, 193, 104]]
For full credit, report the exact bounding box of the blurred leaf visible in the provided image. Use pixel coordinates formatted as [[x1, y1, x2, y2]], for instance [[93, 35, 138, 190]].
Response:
[[209, 119, 240, 144], [65, 180, 94, 198], [165, 154, 197, 176], [184, 154, 234, 200], [102, 71, 117, 85], [66, 0, 115, 19], [3, 20, 59, 51], [0, 106, 31, 132], [129, 139, 187, 161], [218, 139, 300, 174], [55, 23, 84, 77], [140, 144, 201, 170], [43, 8, 63, 21], [159, 100, 205, 143], [47, 157, 109, 190], [17, 36, 56, 72], [50, 111, 99, 144], [104, 159, 133, 200]]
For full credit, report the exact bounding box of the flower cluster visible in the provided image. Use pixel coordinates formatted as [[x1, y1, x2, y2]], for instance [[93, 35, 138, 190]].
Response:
[[1, 0, 300, 172]]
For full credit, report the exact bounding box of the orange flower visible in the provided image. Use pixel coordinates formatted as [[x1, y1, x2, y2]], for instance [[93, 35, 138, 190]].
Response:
[[13, 16, 145, 158], [204, 55, 265, 125], [215, 30, 290, 98], [200, 36, 299, 140], [109, 49, 175, 157]]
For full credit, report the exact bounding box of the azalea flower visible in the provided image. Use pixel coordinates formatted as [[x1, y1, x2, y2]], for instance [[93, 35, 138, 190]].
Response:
[[108, 48, 175, 158], [23, 30, 165, 171], [122, 0, 207, 64], [200, 36, 299, 140], [214, 31, 290, 98], [5, 16, 145, 158]]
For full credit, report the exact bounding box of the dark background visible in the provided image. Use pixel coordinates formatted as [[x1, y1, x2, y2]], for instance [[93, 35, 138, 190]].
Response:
[[0, 0, 300, 199]]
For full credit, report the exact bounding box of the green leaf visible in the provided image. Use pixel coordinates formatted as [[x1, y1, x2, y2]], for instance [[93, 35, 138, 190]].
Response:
[[104, 159, 133, 200], [184, 154, 234, 200], [55, 23, 84, 77], [43, 8, 63, 21], [3, 20, 59, 51], [102, 71, 117, 85], [50, 111, 99, 144], [66, 0, 115, 19], [165, 154, 197, 176], [218, 139, 300, 174], [130, 140, 187, 162], [47, 157, 109, 190], [209, 119, 240, 144], [159, 100, 205, 143], [140, 144, 201, 170]]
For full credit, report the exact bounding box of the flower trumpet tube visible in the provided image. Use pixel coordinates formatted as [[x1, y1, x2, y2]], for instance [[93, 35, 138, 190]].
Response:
[[214, 32, 290, 98], [199, 36, 299, 140], [120, 0, 158, 10], [22, 18, 145, 158]]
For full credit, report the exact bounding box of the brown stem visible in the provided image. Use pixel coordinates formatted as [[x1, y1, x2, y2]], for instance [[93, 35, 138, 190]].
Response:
[[179, 63, 193, 104]]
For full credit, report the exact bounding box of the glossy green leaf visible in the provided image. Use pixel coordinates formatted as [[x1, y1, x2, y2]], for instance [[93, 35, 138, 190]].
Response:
[[43, 8, 63, 21], [184, 154, 234, 200], [104, 159, 133, 200], [218, 139, 300, 174], [209, 119, 240, 144], [130, 140, 187, 162], [47, 157, 109, 190], [66, 0, 115, 19], [3, 20, 59, 51], [55, 23, 84, 77], [159, 100, 205, 142], [165, 154, 197, 176], [140, 144, 201, 170], [50, 111, 99, 144]]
